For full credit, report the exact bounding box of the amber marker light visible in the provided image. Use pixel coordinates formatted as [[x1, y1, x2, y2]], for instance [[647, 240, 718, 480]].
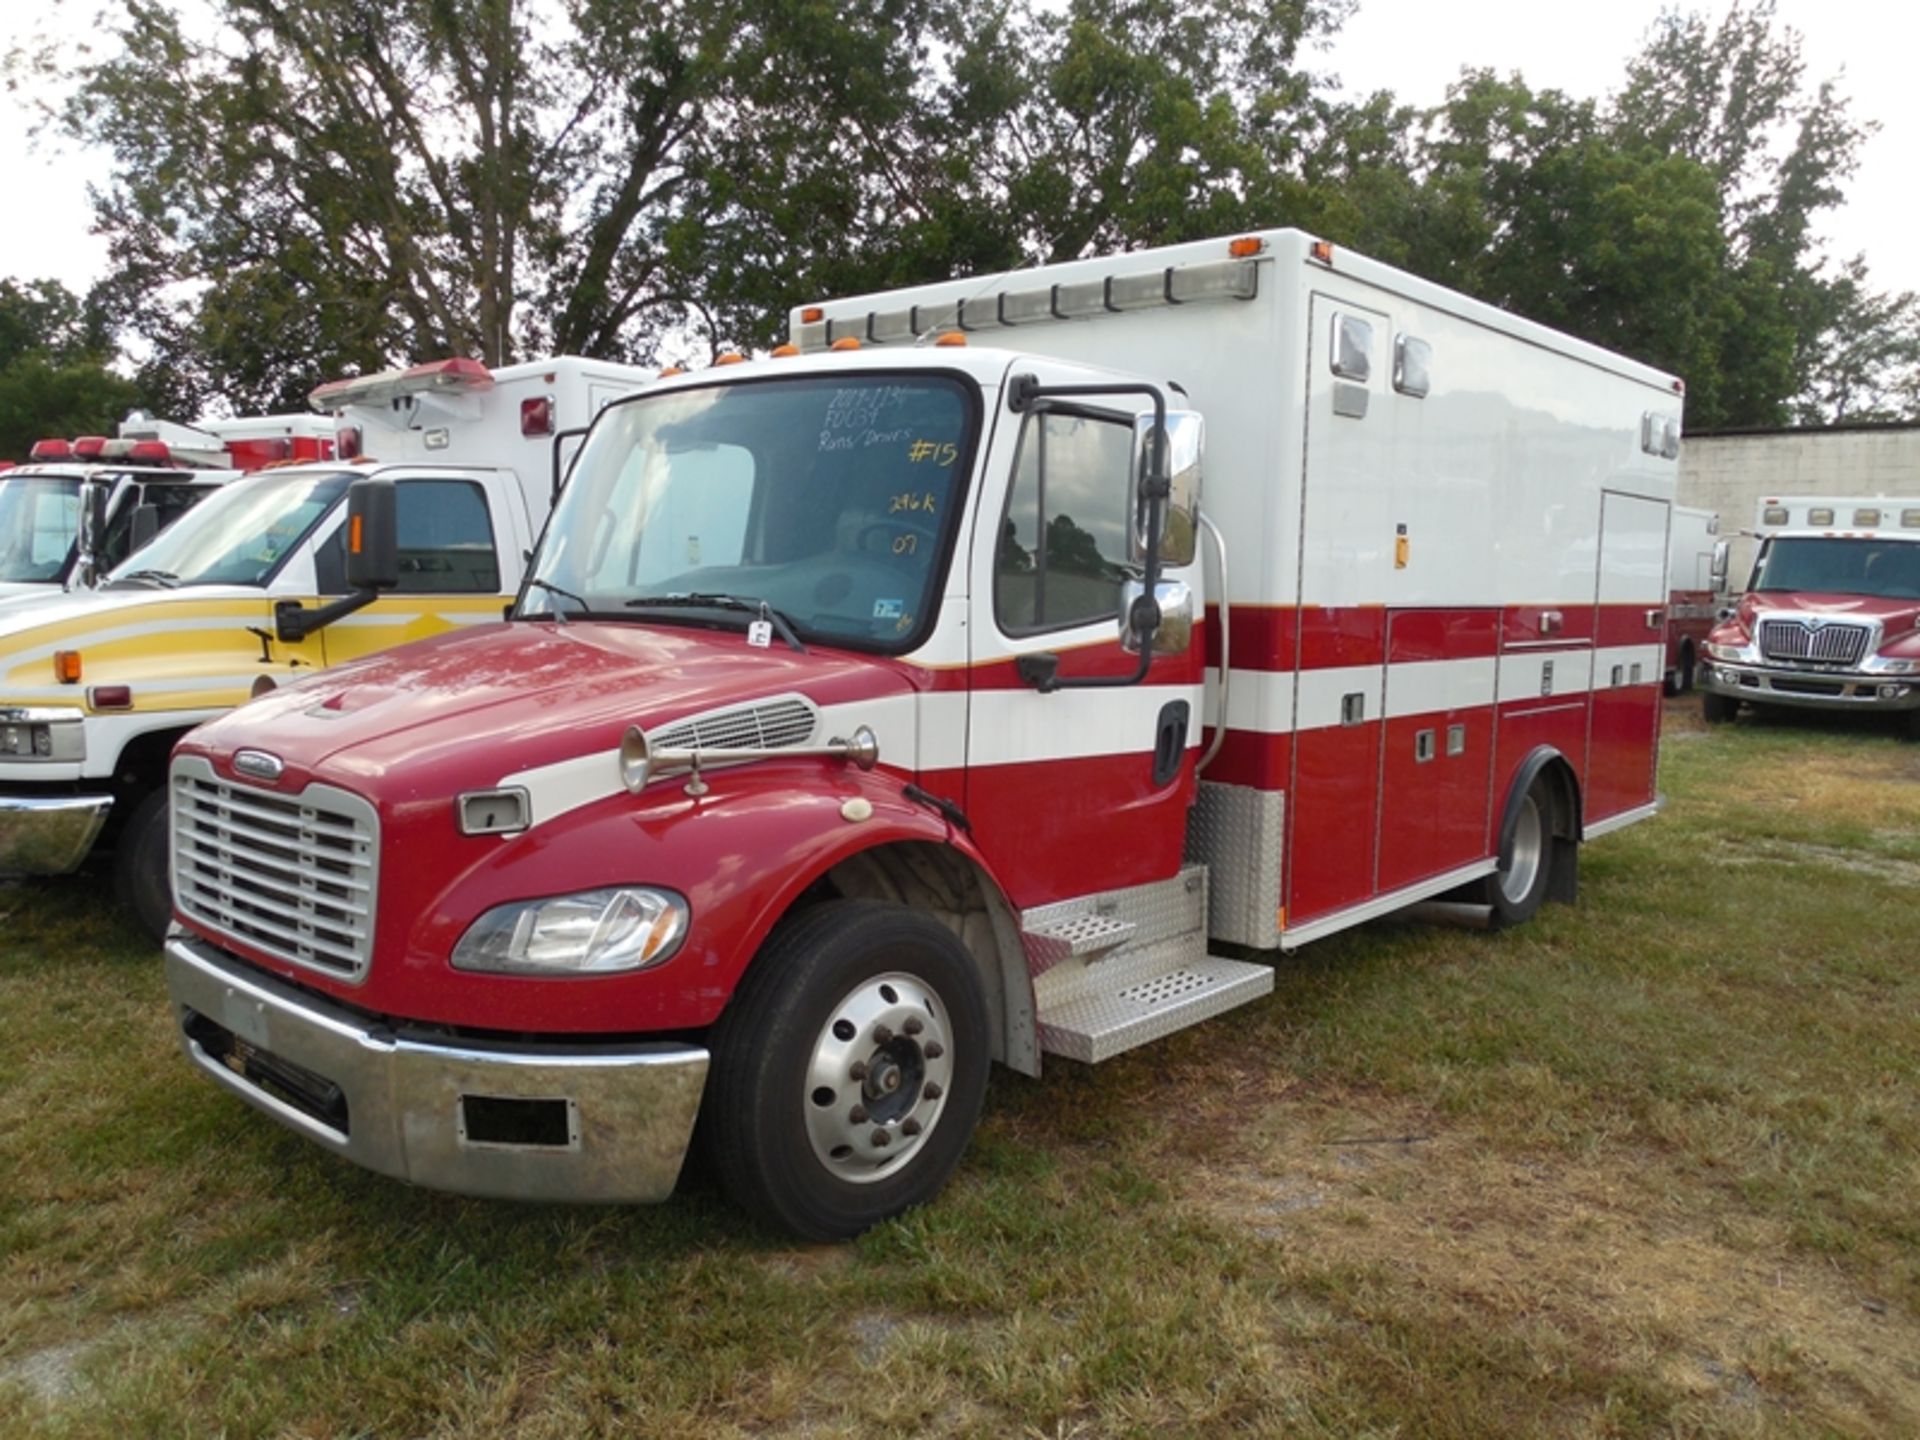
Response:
[[349, 513, 365, 555], [934, 331, 967, 347], [830, 336, 862, 351], [659, 365, 685, 377], [1228, 236, 1264, 258], [800, 306, 825, 323], [54, 650, 82, 684], [1309, 239, 1334, 265], [714, 352, 745, 366], [771, 343, 800, 358]]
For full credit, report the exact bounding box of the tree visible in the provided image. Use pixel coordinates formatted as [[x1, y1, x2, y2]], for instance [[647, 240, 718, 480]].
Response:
[[0, 279, 143, 461]]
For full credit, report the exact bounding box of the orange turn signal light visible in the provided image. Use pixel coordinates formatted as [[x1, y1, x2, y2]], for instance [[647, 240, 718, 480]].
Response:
[[830, 337, 862, 351], [54, 650, 82, 684], [349, 513, 365, 554], [933, 331, 967, 347], [1228, 236, 1264, 258], [659, 365, 685, 377], [800, 306, 825, 324], [771, 343, 799, 358], [1309, 239, 1334, 265]]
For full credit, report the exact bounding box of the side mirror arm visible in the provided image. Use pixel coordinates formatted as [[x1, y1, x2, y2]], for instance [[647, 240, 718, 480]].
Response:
[[275, 590, 381, 643]]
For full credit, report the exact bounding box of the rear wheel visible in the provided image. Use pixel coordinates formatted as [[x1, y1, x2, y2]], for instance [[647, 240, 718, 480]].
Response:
[[702, 900, 990, 1241], [113, 788, 173, 941], [1702, 690, 1740, 725], [1665, 642, 1696, 695], [1481, 777, 1558, 928]]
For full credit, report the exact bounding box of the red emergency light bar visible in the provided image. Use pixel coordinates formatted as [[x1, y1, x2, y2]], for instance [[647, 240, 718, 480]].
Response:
[[29, 439, 73, 461], [309, 356, 495, 411], [73, 436, 109, 460]]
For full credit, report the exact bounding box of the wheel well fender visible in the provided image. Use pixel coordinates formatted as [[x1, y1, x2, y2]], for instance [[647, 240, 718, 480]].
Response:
[[1499, 745, 1580, 905]]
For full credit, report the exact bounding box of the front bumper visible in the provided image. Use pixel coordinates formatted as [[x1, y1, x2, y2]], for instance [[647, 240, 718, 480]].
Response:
[[1700, 661, 1920, 713], [0, 793, 112, 875], [164, 933, 710, 1204]]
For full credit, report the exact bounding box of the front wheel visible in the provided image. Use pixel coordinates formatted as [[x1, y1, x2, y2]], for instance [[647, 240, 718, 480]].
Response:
[[113, 788, 173, 941], [702, 900, 990, 1240]]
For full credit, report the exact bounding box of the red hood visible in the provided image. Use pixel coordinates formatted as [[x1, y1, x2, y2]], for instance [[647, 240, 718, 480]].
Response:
[[1733, 590, 1920, 640], [181, 621, 923, 800]]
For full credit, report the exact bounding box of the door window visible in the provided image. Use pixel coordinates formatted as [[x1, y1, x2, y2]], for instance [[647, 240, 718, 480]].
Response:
[[317, 479, 501, 594], [995, 410, 1136, 634]]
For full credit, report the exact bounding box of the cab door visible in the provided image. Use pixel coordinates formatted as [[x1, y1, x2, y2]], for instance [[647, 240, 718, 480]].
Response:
[[961, 361, 1205, 910], [308, 474, 515, 666]]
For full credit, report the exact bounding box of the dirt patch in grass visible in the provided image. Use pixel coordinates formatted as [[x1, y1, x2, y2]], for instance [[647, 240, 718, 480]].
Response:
[[1191, 1098, 1920, 1432], [1712, 835, 1920, 883]]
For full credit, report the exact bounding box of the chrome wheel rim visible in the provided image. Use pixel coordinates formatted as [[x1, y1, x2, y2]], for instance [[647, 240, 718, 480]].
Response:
[[1499, 793, 1545, 905], [804, 971, 953, 1184]]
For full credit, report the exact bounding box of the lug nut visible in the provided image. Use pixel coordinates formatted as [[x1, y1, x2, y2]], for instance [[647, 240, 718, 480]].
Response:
[[923, 1042, 944, 1059], [903, 1017, 923, 1036], [871, 1129, 891, 1147], [849, 1105, 869, 1123], [901, 1118, 923, 1137], [848, 1060, 868, 1081], [923, 1082, 942, 1101], [873, 1024, 893, 1044]]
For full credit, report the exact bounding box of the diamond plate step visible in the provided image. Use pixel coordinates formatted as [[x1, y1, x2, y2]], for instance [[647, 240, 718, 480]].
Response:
[[1021, 913, 1137, 966], [1036, 953, 1274, 1065]]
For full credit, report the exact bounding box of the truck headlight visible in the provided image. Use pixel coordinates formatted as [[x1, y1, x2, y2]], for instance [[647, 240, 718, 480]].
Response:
[[1702, 640, 1746, 661], [452, 887, 689, 975]]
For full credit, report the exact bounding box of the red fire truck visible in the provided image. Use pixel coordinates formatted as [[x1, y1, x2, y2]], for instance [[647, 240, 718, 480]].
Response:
[[1701, 495, 1920, 734], [162, 232, 1681, 1238]]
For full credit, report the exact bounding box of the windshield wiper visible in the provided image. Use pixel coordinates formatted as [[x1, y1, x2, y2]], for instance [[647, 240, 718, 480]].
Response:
[[111, 568, 181, 589], [524, 576, 591, 623], [625, 592, 806, 653]]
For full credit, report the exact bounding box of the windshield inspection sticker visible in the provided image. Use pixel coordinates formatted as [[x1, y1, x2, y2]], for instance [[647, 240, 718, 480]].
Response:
[[747, 619, 773, 648], [873, 598, 905, 620]]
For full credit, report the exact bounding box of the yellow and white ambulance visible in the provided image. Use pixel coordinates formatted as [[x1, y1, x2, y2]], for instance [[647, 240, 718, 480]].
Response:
[[0, 355, 654, 933]]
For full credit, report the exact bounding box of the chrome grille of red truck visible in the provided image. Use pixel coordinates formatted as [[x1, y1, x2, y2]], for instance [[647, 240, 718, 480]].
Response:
[[1757, 618, 1870, 666], [170, 754, 379, 981]]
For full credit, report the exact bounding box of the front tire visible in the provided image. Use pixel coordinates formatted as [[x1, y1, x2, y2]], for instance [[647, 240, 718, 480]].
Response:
[[113, 788, 173, 941], [702, 900, 990, 1240]]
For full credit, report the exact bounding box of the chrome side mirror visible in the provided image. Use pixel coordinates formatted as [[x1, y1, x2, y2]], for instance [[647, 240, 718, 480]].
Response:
[[1130, 410, 1203, 568], [1709, 538, 1730, 591], [1120, 578, 1194, 656]]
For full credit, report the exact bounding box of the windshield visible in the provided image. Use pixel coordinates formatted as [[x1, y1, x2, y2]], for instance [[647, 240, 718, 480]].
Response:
[[526, 374, 976, 648], [106, 470, 350, 588], [1752, 537, 1920, 601], [0, 476, 81, 583]]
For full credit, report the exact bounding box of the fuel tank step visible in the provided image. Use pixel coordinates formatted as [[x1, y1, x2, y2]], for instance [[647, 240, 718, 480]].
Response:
[[1035, 953, 1273, 1065]]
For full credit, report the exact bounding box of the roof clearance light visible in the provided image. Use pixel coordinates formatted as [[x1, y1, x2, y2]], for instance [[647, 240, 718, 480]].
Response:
[[1309, 239, 1334, 265], [1762, 506, 1789, 525], [29, 439, 72, 462], [520, 396, 554, 437], [830, 337, 862, 351], [1808, 508, 1834, 527], [126, 441, 172, 465], [1903, 509, 1920, 528], [1854, 508, 1881, 527], [800, 307, 825, 324], [659, 365, 686, 377], [934, 331, 967, 347], [54, 650, 82, 684], [713, 352, 745, 366], [770, 344, 799, 358], [73, 436, 108, 460], [1228, 236, 1265, 258]]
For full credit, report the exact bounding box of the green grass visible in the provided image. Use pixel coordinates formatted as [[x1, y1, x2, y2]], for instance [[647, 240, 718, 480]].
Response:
[[3, 699, 1917, 1437]]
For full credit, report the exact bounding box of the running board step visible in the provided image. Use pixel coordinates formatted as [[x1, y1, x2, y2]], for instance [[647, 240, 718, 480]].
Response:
[[1036, 954, 1273, 1065], [1021, 913, 1138, 965]]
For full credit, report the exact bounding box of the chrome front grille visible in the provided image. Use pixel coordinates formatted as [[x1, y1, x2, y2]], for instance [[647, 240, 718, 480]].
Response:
[[1757, 618, 1871, 666], [171, 755, 378, 982], [651, 695, 817, 751]]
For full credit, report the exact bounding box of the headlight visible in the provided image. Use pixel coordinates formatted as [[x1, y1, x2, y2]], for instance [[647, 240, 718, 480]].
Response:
[[452, 887, 689, 975], [0, 709, 83, 761], [1702, 640, 1746, 661], [1867, 656, 1917, 675]]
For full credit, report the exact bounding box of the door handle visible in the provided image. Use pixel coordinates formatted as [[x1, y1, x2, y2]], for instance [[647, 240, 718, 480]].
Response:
[[1645, 608, 1664, 629], [1152, 701, 1190, 787]]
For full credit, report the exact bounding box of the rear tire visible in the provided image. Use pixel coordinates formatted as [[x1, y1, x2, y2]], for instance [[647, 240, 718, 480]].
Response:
[[1480, 777, 1557, 928], [1665, 643, 1695, 695], [1702, 690, 1739, 725], [702, 900, 990, 1241], [113, 788, 173, 941]]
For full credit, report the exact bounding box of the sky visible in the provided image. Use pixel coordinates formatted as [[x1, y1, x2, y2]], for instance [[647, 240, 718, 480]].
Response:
[[0, 0, 1914, 302]]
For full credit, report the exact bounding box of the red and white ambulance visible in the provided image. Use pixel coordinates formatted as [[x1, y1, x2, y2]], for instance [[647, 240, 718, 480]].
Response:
[[1701, 495, 1920, 733], [1663, 505, 1728, 693], [162, 231, 1681, 1237]]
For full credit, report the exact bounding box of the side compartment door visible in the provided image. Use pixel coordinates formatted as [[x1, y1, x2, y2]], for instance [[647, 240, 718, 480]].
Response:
[[1286, 294, 1391, 926], [962, 362, 1206, 911], [312, 474, 514, 666], [1588, 491, 1669, 822]]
